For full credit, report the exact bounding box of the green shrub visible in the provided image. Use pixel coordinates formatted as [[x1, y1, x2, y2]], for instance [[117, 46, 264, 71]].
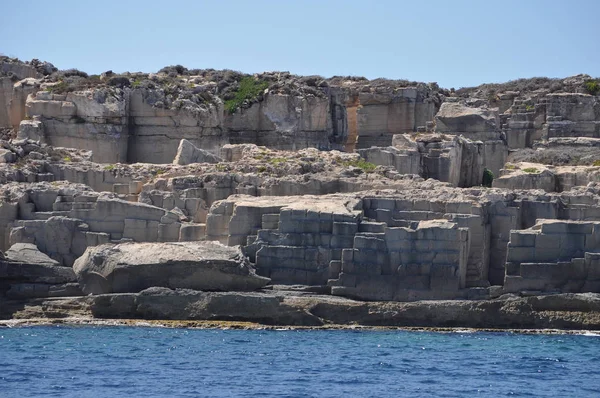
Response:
[[268, 157, 287, 166], [63, 156, 72, 162], [524, 104, 535, 112], [584, 80, 600, 96], [504, 163, 516, 170], [482, 168, 494, 187], [523, 167, 539, 174], [224, 77, 269, 114], [342, 158, 377, 173], [593, 160, 600, 167], [46, 81, 69, 94], [104, 164, 115, 171]]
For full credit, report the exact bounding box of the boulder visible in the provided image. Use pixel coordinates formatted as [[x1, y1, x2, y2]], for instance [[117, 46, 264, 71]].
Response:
[[73, 241, 270, 294], [89, 287, 323, 326], [173, 139, 222, 165], [435, 102, 498, 134], [0, 243, 77, 285], [5, 243, 60, 266]]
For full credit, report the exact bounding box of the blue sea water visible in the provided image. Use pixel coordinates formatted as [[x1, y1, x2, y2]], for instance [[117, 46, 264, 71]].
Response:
[[0, 327, 599, 398]]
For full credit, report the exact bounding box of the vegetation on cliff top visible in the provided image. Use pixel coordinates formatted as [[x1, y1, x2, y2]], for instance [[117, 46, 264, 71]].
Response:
[[584, 79, 600, 96], [225, 77, 269, 113]]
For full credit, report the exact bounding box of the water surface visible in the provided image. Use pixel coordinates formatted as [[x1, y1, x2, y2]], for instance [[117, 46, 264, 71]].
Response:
[[1, 326, 599, 397]]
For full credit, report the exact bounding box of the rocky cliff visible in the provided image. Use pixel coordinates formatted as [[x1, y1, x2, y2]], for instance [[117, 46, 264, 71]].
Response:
[[1, 57, 600, 329]]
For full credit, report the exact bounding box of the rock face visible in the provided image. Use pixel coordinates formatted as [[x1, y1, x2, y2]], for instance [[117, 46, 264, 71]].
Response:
[[0, 243, 81, 299], [12, 68, 442, 163], [0, 60, 45, 130], [88, 287, 323, 325], [73, 241, 270, 294], [7, 289, 600, 330], [504, 220, 600, 293], [359, 134, 507, 187], [435, 102, 499, 138], [173, 139, 223, 165], [2, 60, 600, 327]]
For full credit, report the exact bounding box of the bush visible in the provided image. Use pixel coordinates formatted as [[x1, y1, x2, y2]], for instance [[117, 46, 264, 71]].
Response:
[[584, 80, 600, 95], [523, 167, 539, 174], [224, 77, 269, 114], [342, 158, 377, 173], [482, 168, 494, 187], [46, 81, 69, 94]]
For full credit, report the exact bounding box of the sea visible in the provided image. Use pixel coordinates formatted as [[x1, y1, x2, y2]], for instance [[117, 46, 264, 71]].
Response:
[[0, 326, 599, 397]]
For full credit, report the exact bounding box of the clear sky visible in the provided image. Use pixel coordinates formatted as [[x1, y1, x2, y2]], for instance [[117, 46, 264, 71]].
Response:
[[1, 0, 599, 88]]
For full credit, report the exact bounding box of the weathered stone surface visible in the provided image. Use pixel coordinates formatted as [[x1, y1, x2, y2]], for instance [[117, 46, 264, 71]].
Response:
[[4, 243, 60, 266], [5, 290, 600, 330], [435, 102, 499, 136], [89, 287, 323, 326], [173, 139, 222, 165], [0, 243, 76, 285], [73, 241, 270, 294]]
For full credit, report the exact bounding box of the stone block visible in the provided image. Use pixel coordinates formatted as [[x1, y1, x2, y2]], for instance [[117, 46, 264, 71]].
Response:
[[291, 209, 306, 221], [302, 221, 321, 234], [397, 263, 424, 276], [432, 251, 460, 265], [330, 235, 355, 249], [333, 213, 359, 223], [503, 275, 547, 293], [540, 221, 593, 235], [384, 227, 412, 242], [585, 252, 600, 280], [358, 222, 386, 233], [341, 248, 354, 263], [585, 227, 600, 251], [333, 222, 359, 236], [386, 239, 412, 252], [158, 222, 181, 242], [261, 213, 280, 230], [429, 264, 460, 291], [374, 209, 392, 223], [414, 239, 432, 251], [371, 198, 396, 210], [534, 243, 561, 263], [123, 219, 159, 242], [510, 230, 537, 247], [505, 262, 520, 276], [129, 181, 143, 195], [329, 260, 342, 279], [354, 235, 386, 251], [329, 249, 341, 261], [112, 184, 129, 195], [506, 245, 535, 263], [179, 223, 206, 241], [279, 220, 303, 234]]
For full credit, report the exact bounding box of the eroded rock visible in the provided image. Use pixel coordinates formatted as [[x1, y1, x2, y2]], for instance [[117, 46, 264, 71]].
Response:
[[73, 241, 270, 294]]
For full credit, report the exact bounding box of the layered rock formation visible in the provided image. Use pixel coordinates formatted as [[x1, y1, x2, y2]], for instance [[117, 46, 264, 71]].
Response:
[[74, 241, 269, 294], [1, 57, 600, 329]]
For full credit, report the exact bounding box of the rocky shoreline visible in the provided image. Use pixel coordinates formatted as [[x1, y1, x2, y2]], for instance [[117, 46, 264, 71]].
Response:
[[3, 288, 600, 331]]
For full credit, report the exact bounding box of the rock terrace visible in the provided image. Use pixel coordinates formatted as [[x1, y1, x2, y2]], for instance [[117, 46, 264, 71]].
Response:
[[1, 56, 600, 329]]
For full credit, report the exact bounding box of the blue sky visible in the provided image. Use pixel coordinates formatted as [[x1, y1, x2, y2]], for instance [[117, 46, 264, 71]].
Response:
[[1, 0, 598, 88]]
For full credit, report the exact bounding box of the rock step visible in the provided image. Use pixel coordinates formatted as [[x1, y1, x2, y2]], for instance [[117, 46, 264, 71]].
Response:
[[31, 211, 70, 220], [358, 222, 386, 233]]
